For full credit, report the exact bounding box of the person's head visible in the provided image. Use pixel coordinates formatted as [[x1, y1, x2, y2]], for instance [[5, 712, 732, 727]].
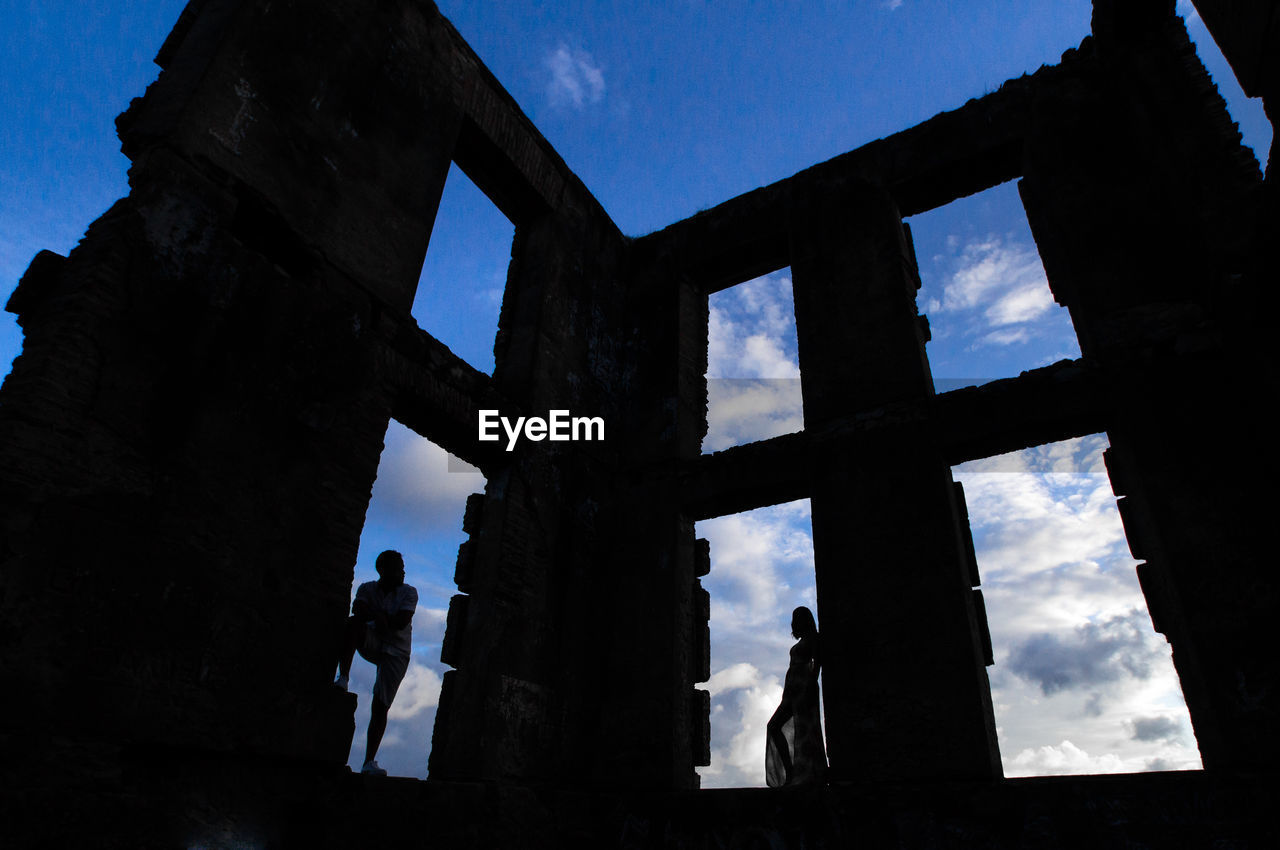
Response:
[[375, 550, 405, 588], [791, 605, 817, 639]]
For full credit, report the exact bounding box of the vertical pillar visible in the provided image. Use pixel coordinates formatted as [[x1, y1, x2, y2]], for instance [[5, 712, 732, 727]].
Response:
[[1019, 6, 1277, 770], [789, 182, 1001, 781]]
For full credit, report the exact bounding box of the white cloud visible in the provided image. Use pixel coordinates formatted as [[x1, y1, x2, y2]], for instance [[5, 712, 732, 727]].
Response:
[[369, 422, 485, 533], [956, 436, 1201, 776], [412, 606, 448, 636], [720, 676, 784, 783], [979, 327, 1031, 346], [480, 286, 503, 309], [938, 236, 1054, 330], [1006, 609, 1166, 696], [700, 500, 814, 629], [388, 659, 444, 720], [707, 273, 800, 380], [916, 230, 1078, 379], [1128, 714, 1186, 743], [546, 44, 605, 108], [344, 653, 446, 776], [697, 500, 815, 787], [1007, 740, 1126, 776], [707, 662, 765, 696], [704, 379, 803, 451], [699, 661, 784, 787], [705, 272, 803, 451], [987, 281, 1054, 325], [955, 433, 1106, 475]]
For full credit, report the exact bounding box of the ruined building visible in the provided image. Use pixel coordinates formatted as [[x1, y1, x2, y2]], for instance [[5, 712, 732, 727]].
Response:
[[1, 0, 1276, 845]]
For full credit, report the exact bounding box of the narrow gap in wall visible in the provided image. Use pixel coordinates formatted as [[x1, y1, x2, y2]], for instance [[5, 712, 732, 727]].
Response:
[[953, 433, 1201, 776], [694, 498, 817, 788], [905, 180, 1080, 393], [1177, 1, 1273, 165], [411, 162, 515, 376], [702, 269, 803, 455], [344, 419, 486, 778]]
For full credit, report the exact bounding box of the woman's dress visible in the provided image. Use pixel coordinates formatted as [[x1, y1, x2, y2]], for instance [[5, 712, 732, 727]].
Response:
[[765, 636, 827, 786]]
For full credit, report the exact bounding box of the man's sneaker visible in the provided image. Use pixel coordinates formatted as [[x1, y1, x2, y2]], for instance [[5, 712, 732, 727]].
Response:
[[334, 673, 349, 691], [361, 760, 387, 777]]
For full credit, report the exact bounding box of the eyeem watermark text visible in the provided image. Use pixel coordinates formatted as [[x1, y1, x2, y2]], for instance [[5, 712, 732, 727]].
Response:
[[479, 409, 605, 451]]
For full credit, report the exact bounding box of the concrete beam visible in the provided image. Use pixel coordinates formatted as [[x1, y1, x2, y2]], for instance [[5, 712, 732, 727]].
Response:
[[681, 359, 1106, 521], [631, 65, 1065, 293]]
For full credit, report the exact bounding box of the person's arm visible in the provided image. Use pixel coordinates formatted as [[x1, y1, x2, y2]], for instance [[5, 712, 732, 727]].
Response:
[[353, 596, 392, 633], [390, 587, 417, 633], [804, 636, 821, 676], [352, 598, 374, 621]]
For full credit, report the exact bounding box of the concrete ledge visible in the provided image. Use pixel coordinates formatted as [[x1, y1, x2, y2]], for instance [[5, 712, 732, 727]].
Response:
[[2, 740, 1273, 848]]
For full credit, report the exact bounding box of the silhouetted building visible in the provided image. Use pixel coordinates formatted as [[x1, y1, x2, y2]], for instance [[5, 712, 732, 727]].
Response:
[[1, 0, 1275, 844]]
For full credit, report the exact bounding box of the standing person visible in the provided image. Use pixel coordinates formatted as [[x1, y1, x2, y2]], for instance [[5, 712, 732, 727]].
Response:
[[765, 605, 827, 786], [335, 550, 418, 776]]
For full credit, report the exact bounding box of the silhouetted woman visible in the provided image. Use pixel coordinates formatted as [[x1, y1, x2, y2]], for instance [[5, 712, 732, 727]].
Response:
[[765, 605, 827, 786]]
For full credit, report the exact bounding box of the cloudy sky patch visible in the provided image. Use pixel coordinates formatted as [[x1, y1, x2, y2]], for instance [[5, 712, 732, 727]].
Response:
[[546, 44, 605, 108], [1129, 714, 1186, 743], [957, 435, 1200, 776], [1007, 609, 1165, 696], [705, 272, 803, 451], [925, 235, 1057, 343], [367, 424, 485, 535], [698, 499, 815, 787]]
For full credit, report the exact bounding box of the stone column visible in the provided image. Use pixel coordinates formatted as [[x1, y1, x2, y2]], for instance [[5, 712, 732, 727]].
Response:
[[789, 182, 1001, 781]]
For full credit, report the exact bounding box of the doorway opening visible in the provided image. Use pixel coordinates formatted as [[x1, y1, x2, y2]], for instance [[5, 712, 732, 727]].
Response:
[[344, 419, 486, 778], [694, 498, 817, 787]]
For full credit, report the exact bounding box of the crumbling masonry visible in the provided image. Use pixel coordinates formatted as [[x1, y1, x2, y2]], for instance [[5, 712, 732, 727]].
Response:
[[1, 0, 1277, 845]]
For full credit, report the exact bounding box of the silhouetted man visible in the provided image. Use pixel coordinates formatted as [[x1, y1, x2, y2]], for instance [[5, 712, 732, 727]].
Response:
[[335, 549, 418, 776]]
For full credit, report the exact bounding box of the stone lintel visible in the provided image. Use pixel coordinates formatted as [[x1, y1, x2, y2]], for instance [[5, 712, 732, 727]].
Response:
[[935, 359, 1107, 466], [379, 320, 516, 472], [631, 68, 1051, 293], [682, 359, 1104, 521]]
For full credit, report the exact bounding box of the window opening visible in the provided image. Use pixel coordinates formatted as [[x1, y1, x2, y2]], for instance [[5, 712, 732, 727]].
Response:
[[694, 498, 817, 787], [954, 434, 1200, 776], [906, 180, 1079, 393], [411, 163, 515, 375], [703, 269, 803, 454]]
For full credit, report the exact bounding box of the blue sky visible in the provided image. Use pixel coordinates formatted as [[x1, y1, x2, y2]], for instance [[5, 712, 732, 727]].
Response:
[[2, 1, 1270, 783]]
